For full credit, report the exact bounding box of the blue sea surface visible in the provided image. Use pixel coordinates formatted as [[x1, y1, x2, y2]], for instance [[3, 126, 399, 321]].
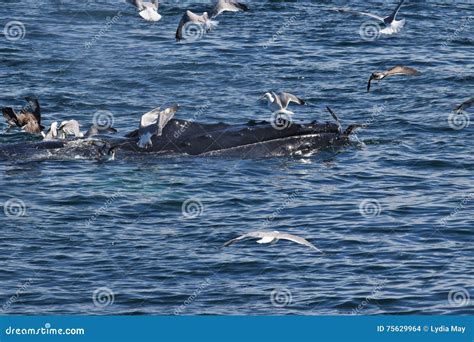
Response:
[[0, 0, 473, 315]]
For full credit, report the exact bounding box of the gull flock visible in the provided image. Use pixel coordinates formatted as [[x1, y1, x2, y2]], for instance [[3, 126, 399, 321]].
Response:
[[1, 0, 472, 253]]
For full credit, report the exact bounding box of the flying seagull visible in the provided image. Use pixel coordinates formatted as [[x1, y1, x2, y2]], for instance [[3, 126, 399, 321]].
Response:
[[2, 97, 43, 134], [138, 103, 180, 149], [211, 0, 249, 18], [336, 0, 407, 35], [127, 0, 161, 22], [175, 10, 216, 42], [223, 231, 322, 252], [367, 65, 420, 92], [454, 97, 473, 114], [260, 91, 306, 115]]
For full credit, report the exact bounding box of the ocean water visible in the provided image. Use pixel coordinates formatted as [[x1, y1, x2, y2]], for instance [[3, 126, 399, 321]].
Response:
[[0, 0, 473, 315]]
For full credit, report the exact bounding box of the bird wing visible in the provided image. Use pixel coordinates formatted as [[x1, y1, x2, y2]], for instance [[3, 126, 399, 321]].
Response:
[[2, 107, 19, 127], [326, 106, 342, 132], [385, 65, 420, 77], [454, 97, 474, 114], [335, 8, 384, 23], [223, 231, 266, 247], [271, 91, 283, 108], [384, 0, 406, 23], [211, 0, 249, 18], [276, 233, 322, 252], [139, 106, 162, 128], [279, 92, 306, 108], [176, 11, 193, 41], [23, 97, 41, 124], [157, 103, 179, 136], [127, 0, 144, 10], [367, 74, 375, 93], [59, 120, 81, 136]]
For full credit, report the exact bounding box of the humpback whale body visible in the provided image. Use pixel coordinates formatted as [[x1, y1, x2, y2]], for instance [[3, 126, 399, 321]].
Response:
[[0, 118, 361, 161]]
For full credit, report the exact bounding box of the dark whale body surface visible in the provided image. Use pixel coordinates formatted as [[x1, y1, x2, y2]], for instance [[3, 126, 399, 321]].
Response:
[[0, 119, 358, 161], [122, 119, 356, 157]]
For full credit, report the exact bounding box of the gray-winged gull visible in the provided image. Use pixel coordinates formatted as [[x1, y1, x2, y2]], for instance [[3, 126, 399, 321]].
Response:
[[260, 91, 306, 115], [367, 65, 420, 92], [335, 0, 407, 35]]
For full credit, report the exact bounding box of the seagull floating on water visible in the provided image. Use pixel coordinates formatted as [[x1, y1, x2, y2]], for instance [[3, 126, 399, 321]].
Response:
[[223, 230, 322, 252], [336, 0, 407, 35], [454, 97, 473, 114], [2, 97, 44, 134], [127, 0, 161, 22], [138, 103, 180, 149], [175, 10, 217, 42], [367, 65, 420, 92], [260, 91, 306, 115], [211, 0, 249, 18]]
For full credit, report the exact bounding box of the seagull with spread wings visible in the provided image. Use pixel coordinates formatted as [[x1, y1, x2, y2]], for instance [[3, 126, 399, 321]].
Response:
[[260, 91, 306, 115], [335, 0, 407, 35], [223, 230, 322, 252], [367, 65, 420, 92]]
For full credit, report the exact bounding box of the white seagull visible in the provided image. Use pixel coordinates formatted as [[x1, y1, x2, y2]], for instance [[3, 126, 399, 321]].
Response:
[[260, 91, 306, 115], [138, 103, 179, 149], [336, 0, 407, 35], [211, 0, 249, 18], [127, 0, 161, 22], [223, 230, 322, 252]]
